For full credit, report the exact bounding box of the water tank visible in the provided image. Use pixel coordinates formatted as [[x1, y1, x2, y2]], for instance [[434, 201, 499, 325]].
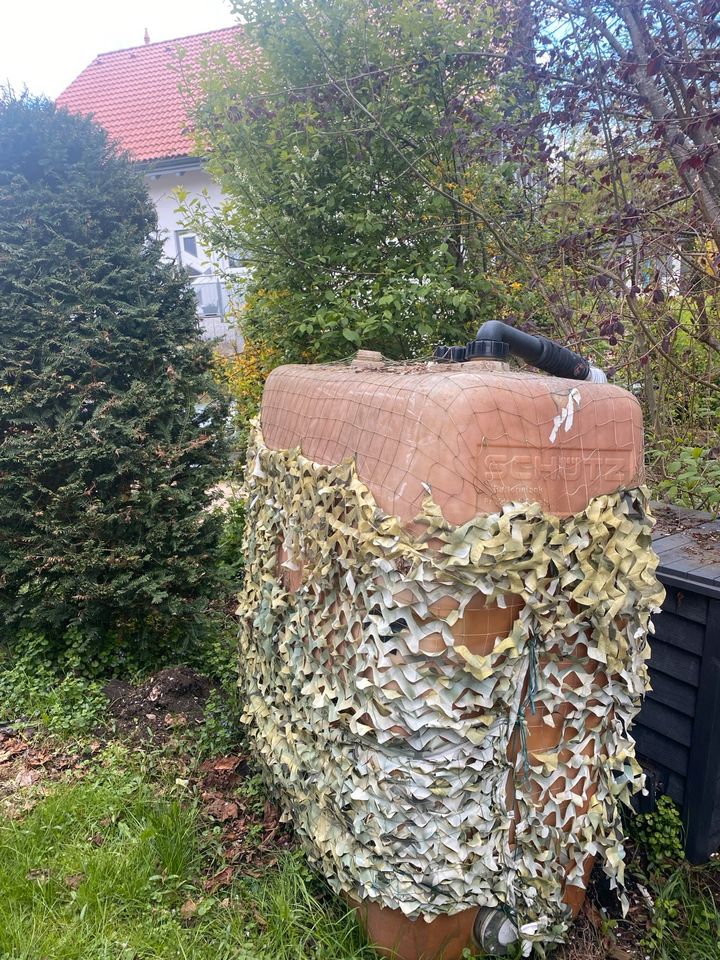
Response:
[[239, 347, 663, 958]]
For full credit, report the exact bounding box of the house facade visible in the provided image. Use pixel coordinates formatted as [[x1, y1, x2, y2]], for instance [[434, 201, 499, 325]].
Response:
[[57, 27, 244, 351]]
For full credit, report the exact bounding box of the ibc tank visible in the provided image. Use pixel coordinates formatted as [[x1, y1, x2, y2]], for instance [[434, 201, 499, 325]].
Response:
[[238, 334, 664, 958]]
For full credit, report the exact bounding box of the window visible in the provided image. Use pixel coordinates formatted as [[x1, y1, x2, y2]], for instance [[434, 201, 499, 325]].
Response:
[[182, 234, 199, 259], [191, 277, 224, 318], [176, 230, 205, 274]]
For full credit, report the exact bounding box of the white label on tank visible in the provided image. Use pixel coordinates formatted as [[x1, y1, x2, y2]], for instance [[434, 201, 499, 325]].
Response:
[[549, 388, 581, 443]]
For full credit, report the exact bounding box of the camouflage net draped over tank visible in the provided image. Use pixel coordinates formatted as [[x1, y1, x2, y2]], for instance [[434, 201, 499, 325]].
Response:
[[237, 425, 665, 953]]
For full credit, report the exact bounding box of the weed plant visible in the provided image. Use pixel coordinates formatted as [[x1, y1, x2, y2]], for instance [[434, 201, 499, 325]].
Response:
[[632, 796, 686, 877], [641, 862, 720, 959], [0, 655, 108, 736], [628, 796, 720, 958]]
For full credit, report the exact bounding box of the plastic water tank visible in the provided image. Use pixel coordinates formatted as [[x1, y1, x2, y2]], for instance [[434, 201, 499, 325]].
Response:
[[255, 347, 646, 959]]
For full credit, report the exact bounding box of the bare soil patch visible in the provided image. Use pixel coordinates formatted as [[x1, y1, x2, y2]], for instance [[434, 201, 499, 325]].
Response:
[[103, 666, 215, 738]]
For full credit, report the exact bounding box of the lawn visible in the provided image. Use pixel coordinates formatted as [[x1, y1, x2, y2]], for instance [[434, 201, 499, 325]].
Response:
[[0, 735, 373, 960], [0, 664, 718, 960]]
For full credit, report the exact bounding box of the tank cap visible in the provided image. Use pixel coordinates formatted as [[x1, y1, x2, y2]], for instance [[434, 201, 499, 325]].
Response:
[[351, 349, 385, 369], [466, 338, 510, 360], [434, 344, 467, 362], [433, 343, 468, 362]]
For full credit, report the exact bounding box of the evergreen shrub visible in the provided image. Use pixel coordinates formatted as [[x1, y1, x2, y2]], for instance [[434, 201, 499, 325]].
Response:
[[0, 92, 229, 664]]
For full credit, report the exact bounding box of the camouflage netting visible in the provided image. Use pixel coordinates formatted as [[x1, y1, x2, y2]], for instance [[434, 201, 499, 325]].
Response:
[[237, 425, 665, 952]]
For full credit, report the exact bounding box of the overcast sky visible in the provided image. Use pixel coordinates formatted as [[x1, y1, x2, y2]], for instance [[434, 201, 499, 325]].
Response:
[[1, 0, 237, 99]]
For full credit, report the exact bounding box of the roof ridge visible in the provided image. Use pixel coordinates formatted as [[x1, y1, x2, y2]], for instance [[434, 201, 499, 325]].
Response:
[[93, 24, 243, 59]]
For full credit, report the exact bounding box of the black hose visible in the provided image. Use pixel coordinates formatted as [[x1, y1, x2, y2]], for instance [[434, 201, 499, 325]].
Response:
[[474, 320, 594, 382]]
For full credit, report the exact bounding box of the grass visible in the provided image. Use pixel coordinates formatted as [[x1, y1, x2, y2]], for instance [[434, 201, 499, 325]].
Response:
[[0, 656, 719, 960], [640, 861, 720, 960], [0, 744, 375, 960], [7, 748, 720, 960]]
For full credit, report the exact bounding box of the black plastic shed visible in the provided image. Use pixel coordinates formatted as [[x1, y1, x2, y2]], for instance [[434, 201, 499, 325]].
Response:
[[634, 506, 720, 862]]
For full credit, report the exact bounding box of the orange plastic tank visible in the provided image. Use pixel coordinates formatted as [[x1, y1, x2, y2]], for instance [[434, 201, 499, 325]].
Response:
[[254, 345, 648, 959], [261, 351, 642, 526]]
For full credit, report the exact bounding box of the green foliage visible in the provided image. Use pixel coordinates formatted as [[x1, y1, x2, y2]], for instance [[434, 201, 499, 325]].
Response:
[[649, 444, 720, 515], [0, 92, 229, 660], [628, 797, 719, 959], [213, 343, 280, 462], [632, 796, 686, 877], [640, 863, 720, 959], [1, 623, 220, 684], [181, 0, 540, 364], [0, 654, 108, 737], [183, 687, 245, 759], [216, 497, 246, 587]]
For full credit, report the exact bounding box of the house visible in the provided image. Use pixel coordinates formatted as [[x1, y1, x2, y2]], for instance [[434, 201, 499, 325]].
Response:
[[57, 27, 246, 351]]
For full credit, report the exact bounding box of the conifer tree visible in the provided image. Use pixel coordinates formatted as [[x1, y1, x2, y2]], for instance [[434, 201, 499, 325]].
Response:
[[0, 92, 228, 660]]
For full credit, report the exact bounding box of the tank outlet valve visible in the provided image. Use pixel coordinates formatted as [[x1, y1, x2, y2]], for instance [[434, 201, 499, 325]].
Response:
[[473, 907, 519, 956]]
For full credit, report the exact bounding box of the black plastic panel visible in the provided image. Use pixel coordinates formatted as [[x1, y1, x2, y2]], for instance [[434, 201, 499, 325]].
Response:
[[637, 509, 720, 862]]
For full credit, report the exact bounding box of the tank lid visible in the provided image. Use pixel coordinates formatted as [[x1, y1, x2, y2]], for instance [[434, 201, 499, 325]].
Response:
[[466, 338, 510, 360]]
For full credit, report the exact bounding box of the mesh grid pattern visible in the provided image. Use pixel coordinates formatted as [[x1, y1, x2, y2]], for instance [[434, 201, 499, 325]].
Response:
[[260, 362, 644, 526], [238, 392, 664, 952]]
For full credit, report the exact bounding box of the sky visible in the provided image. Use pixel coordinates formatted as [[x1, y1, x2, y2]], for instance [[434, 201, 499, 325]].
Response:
[[1, 0, 237, 99]]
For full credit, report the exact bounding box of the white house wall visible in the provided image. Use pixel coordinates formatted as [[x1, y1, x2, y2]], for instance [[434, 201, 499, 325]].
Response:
[[145, 166, 243, 353], [145, 168, 220, 260]]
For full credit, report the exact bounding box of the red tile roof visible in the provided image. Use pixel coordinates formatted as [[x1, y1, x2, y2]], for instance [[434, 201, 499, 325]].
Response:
[[57, 26, 245, 162]]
